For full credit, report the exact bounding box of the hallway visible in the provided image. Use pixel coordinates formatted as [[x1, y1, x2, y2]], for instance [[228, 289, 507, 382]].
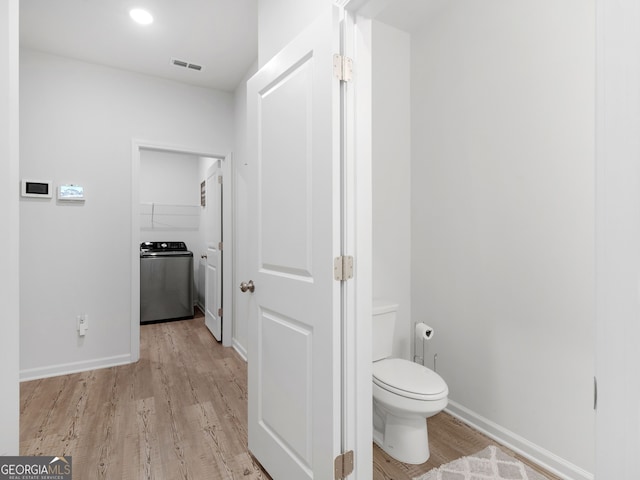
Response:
[[20, 312, 269, 479]]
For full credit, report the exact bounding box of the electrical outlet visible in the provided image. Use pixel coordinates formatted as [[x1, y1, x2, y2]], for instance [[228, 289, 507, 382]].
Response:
[[77, 314, 88, 336]]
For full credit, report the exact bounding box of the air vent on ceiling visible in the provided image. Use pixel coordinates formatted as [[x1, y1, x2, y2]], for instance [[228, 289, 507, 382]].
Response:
[[170, 57, 204, 72]]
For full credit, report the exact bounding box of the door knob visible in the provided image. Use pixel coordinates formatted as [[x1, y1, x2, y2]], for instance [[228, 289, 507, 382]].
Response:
[[239, 280, 255, 293], [201, 254, 207, 259]]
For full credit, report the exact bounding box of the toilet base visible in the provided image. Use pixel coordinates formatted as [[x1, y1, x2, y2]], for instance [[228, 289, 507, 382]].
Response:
[[373, 407, 430, 464]]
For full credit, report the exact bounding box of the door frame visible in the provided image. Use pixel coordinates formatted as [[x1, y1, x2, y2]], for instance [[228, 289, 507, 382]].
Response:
[[131, 139, 234, 361], [594, 0, 640, 477], [340, 4, 374, 478]]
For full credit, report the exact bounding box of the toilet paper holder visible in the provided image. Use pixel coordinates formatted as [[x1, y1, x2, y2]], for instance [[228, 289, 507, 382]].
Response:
[[413, 322, 434, 366], [415, 322, 434, 340]]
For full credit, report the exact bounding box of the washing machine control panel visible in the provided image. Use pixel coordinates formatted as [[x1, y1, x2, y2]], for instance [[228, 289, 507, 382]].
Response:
[[140, 241, 189, 253]]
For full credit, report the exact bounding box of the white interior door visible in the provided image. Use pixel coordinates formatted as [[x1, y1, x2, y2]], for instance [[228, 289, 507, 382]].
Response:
[[204, 163, 223, 341], [246, 8, 343, 480]]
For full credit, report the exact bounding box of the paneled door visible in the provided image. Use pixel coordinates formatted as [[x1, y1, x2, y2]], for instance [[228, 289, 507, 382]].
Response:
[[246, 7, 344, 480], [204, 162, 222, 341]]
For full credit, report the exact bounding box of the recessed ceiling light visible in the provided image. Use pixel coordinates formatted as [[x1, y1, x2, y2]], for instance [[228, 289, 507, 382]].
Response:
[[130, 8, 153, 25]]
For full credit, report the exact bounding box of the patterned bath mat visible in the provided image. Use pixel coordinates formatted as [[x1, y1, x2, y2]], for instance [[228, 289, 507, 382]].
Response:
[[413, 446, 550, 480]]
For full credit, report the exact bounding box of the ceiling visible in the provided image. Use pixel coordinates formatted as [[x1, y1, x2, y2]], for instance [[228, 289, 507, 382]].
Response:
[[19, 0, 258, 92], [375, 0, 450, 33]]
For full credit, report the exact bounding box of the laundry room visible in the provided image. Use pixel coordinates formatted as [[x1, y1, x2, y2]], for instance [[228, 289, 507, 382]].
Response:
[[138, 149, 217, 316]]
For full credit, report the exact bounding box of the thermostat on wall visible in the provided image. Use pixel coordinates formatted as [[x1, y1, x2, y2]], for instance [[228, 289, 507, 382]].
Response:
[[57, 184, 85, 201], [21, 179, 52, 198]]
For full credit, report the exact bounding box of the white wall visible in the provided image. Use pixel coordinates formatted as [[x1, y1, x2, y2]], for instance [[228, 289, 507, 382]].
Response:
[[372, 21, 411, 359], [140, 150, 202, 207], [0, 0, 20, 455], [409, 1, 594, 476], [258, 0, 327, 66], [20, 49, 233, 379], [595, 0, 640, 477]]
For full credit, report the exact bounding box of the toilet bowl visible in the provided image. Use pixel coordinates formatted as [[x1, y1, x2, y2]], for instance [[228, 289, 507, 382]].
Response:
[[372, 357, 448, 464], [372, 301, 449, 465]]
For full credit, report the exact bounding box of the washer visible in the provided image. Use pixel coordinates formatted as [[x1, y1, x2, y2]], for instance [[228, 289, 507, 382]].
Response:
[[140, 241, 194, 323]]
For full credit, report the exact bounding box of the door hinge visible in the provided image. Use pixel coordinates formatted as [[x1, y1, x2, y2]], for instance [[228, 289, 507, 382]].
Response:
[[218, 175, 223, 184], [333, 54, 353, 82], [334, 256, 354, 281], [334, 450, 354, 479], [218, 241, 223, 251], [218, 307, 223, 317]]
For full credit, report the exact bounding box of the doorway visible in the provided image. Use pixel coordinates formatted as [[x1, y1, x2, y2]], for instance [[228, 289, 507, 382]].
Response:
[[358, 0, 595, 478], [131, 140, 234, 361]]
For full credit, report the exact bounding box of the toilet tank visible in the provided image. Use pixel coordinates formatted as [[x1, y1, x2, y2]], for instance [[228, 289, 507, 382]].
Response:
[[372, 300, 398, 361]]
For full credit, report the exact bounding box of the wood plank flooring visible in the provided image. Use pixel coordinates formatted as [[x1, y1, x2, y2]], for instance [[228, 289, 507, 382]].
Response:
[[21, 311, 270, 480], [21, 312, 560, 480], [373, 413, 562, 480]]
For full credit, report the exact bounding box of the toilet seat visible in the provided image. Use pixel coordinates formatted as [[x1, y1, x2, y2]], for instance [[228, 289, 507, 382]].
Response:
[[373, 358, 448, 401]]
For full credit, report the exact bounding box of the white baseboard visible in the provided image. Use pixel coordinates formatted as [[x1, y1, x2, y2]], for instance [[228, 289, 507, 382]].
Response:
[[19, 354, 133, 382], [445, 401, 593, 480], [232, 339, 247, 362]]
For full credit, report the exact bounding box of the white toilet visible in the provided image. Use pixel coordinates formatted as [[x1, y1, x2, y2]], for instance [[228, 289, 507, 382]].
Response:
[[372, 301, 449, 465]]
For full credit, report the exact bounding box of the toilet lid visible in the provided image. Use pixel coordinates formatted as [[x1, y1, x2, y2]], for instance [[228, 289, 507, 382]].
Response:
[[373, 358, 448, 400]]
